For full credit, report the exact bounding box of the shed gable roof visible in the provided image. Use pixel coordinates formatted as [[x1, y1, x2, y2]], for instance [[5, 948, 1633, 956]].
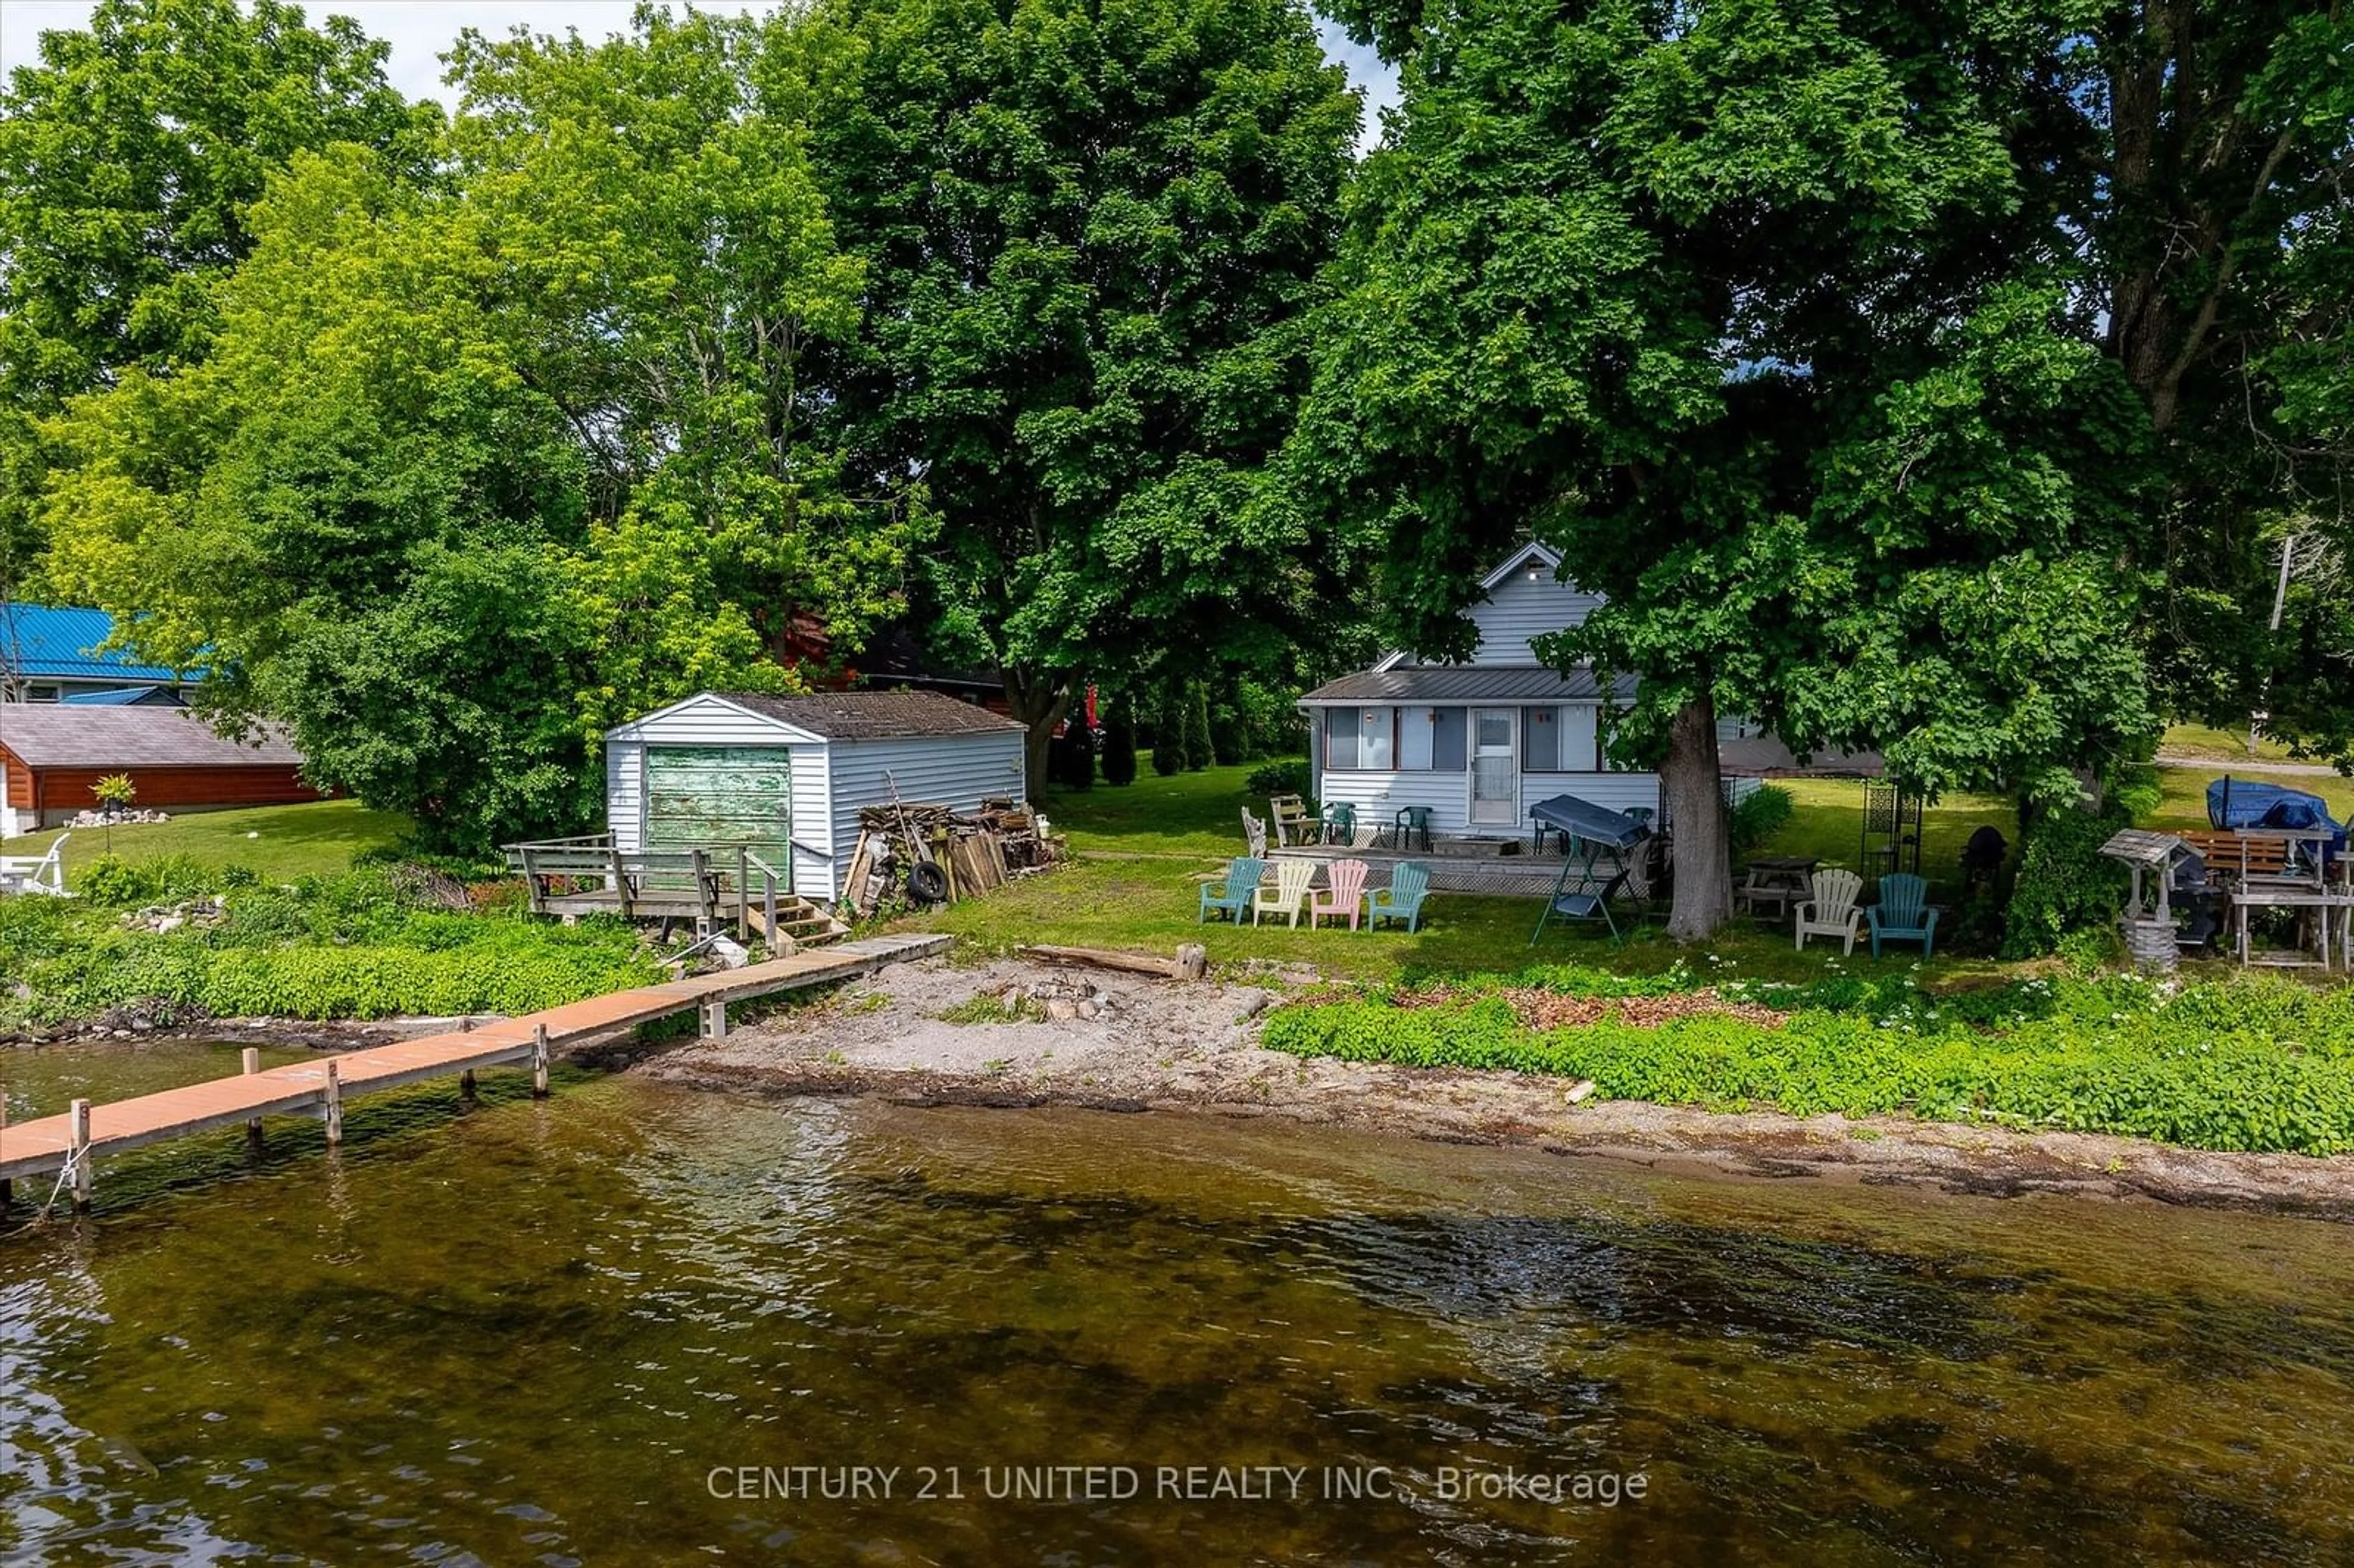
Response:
[[723, 690, 1023, 739], [0, 707, 303, 769]]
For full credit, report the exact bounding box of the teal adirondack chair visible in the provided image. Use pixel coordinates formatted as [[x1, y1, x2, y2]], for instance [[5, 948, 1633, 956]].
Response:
[[1865, 872, 1939, 958], [1366, 861, 1432, 933], [1199, 857, 1267, 924]]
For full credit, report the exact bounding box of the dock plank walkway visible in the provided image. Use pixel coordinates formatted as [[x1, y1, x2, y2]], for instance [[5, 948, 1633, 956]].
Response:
[[0, 933, 947, 1190]]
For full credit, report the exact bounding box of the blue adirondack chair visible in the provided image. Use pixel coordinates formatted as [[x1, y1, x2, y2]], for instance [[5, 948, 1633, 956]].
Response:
[[1199, 857, 1267, 924], [1866, 872, 1939, 958], [1366, 861, 1432, 933]]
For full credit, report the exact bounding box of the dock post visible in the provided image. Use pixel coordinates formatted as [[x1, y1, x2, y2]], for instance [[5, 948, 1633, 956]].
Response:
[[322, 1060, 343, 1144], [242, 1048, 264, 1152], [69, 1098, 93, 1211], [531, 1023, 550, 1098], [699, 998, 728, 1040], [1, 1099, 10, 1212]]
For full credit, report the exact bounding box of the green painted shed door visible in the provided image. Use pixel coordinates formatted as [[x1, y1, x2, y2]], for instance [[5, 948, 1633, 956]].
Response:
[[644, 746, 793, 873]]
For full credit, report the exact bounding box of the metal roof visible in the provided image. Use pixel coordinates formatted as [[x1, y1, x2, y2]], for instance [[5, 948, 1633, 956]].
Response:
[[0, 708, 303, 769], [60, 685, 186, 707], [0, 603, 183, 682], [717, 690, 1025, 740], [1298, 666, 1635, 705]]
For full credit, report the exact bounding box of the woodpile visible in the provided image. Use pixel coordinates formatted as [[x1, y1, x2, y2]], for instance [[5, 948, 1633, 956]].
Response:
[[840, 797, 1064, 917]]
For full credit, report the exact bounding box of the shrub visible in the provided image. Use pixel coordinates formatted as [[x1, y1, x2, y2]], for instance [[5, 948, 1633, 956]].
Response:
[[218, 863, 261, 891], [1151, 686, 1186, 776], [2001, 802, 2130, 959], [140, 852, 213, 898], [1101, 693, 1138, 786], [1049, 725, 1095, 792], [78, 855, 156, 907], [1726, 783, 1794, 859], [1246, 759, 1313, 797], [1182, 682, 1214, 771]]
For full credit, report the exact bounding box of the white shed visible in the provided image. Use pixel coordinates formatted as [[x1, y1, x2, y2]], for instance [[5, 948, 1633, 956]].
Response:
[[603, 691, 1027, 902]]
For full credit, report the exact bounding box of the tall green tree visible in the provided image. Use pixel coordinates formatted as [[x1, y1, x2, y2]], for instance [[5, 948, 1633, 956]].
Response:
[[1302, 0, 2162, 937], [798, 0, 1360, 794], [39, 12, 919, 850], [0, 0, 436, 569]]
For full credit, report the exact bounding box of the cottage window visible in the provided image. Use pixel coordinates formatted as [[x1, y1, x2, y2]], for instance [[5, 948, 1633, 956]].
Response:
[[24, 684, 58, 703], [1325, 707, 1395, 771], [1520, 706, 1558, 771], [1432, 708, 1468, 771]]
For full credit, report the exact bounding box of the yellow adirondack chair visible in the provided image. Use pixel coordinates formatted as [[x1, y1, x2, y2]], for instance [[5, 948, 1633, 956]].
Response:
[[1252, 858, 1317, 927], [1794, 868, 1865, 954]]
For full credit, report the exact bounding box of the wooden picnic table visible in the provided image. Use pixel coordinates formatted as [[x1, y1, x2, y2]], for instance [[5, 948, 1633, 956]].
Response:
[[1737, 856, 1819, 918]]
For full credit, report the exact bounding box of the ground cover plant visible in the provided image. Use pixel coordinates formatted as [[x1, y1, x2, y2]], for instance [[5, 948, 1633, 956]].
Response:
[[1262, 964, 2354, 1156]]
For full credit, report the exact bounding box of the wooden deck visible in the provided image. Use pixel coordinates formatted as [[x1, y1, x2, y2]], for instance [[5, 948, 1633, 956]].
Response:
[[1271, 840, 1598, 899], [0, 933, 947, 1201]]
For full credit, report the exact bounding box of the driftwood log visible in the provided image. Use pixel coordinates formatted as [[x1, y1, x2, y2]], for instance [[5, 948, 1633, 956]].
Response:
[[1018, 943, 1208, 982]]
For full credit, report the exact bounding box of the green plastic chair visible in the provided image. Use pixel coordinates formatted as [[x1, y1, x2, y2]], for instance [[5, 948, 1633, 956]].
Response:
[[1865, 872, 1939, 958], [1199, 857, 1266, 924], [1320, 802, 1357, 844], [1366, 861, 1431, 933]]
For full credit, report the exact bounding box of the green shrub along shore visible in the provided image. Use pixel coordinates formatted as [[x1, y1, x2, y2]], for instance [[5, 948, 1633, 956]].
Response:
[[0, 856, 664, 1029], [1262, 965, 2354, 1158]]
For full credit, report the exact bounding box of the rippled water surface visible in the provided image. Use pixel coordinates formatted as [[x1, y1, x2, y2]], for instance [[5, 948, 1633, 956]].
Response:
[[3, 1050, 2352, 1565]]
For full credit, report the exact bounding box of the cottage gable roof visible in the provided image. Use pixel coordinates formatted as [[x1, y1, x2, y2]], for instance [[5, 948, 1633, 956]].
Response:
[[0, 707, 302, 769], [714, 690, 1024, 740], [1299, 666, 1635, 706]]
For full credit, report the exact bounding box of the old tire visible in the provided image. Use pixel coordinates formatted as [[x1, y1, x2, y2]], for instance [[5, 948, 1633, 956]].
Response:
[[907, 860, 950, 905]]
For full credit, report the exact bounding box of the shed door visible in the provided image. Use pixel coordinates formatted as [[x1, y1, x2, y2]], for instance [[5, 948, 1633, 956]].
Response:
[[644, 745, 793, 875]]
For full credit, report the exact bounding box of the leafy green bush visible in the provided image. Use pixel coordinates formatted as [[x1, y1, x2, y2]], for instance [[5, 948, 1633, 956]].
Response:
[[1727, 783, 1794, 859], [1246, 759, 1312, 797], [78, 855, 156, 907], [2002, 802, 2130, 959], [217, 863, 261, 891], [1259, 970, 2354, 1157]]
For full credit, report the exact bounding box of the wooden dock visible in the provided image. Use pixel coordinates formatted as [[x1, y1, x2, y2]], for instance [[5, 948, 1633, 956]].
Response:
[[0, 933, 948, 1205]]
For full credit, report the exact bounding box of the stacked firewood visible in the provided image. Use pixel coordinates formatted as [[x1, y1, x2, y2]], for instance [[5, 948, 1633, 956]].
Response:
[[840, 798, 1064, 917]]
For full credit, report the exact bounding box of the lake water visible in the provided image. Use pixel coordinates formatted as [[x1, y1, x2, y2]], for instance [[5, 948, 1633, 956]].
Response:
[[4, 1042, 2353, 1564]]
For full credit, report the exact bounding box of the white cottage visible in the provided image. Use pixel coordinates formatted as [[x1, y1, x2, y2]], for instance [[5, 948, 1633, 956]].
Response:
[[603, 691, 1027, 902], [1300, 542, 1662, 837]]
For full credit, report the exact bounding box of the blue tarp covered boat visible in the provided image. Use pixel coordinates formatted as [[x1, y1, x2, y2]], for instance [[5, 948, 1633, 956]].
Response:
[[2206, 778, 2346, 854]]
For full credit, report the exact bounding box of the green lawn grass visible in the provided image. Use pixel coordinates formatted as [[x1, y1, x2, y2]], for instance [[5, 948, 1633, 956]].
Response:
[[2160, 721, 2295, 763], [2, 799, 408, 887]]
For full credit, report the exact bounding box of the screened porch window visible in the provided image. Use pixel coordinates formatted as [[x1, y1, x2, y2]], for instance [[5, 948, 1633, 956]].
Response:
[[1324, 707, 1395, 771]]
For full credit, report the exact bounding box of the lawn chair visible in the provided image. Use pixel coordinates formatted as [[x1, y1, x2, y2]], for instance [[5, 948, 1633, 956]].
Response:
[[1366, 861, 1431, 934], [1794, 867, 1865, 954], [1309, 859, 1371, 931], [1198, 856, 1265, 924], [1252, 857, 1317, 927], [1240, 809, 1268, 861], [1319, 802, 1357, 846], [1865, 872, 1939, 959], [0, 831, 69, 896]]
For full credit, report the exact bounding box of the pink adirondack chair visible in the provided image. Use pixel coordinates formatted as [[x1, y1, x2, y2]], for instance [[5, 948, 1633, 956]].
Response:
[[1309, 859, 1371, 931]]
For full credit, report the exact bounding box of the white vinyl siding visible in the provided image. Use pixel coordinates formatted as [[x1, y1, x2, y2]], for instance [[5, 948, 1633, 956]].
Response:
[[1466, 570, 1606, 666], [821, 732, 1027, 889]]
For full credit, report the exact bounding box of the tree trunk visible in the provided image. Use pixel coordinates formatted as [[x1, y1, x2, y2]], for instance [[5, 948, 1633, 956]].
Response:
[[1661, 691, 1734, 943], [1002, 664, 1072, 801]]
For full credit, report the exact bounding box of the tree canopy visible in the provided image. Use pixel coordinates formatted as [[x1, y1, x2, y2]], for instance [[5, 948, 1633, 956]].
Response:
[[798, 0, 1362, 791]]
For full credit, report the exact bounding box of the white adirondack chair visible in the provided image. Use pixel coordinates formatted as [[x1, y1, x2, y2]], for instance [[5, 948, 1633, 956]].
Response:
[[1251, 857, 1317, 927], [1240, 809, 1268, 861], [0, 831, 69, 896], [1794, 867, 1864, 954]]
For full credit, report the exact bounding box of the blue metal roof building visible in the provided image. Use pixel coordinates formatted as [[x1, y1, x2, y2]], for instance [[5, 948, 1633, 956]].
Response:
[[0, 603, 188, 699]]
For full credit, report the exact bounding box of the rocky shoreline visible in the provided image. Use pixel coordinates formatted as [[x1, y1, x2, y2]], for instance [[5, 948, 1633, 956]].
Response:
[[636, 955, 2354, 1221]]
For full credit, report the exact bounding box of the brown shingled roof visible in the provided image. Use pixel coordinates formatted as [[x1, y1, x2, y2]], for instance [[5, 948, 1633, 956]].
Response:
[[717, 690, 1024, 740], [0, 707, 305, 769]]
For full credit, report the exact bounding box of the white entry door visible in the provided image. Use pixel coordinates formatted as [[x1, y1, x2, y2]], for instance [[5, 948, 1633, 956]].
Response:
[[1469, 708, 1518, 826]]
